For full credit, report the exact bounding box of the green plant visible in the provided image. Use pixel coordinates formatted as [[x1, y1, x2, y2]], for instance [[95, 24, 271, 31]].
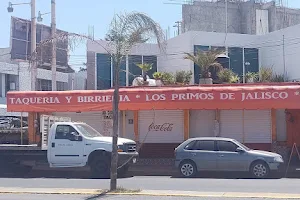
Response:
[[175, 70, 193, 84], [259, 67, 273, 82], [218, 68, 240, 83], [153, 72, 163, 80], [161, 72, 175, 85], [135, 63, 153, 74], [184, 50, 223, 79], [245, 71, 258, 83], [272, 74, 285, 82]]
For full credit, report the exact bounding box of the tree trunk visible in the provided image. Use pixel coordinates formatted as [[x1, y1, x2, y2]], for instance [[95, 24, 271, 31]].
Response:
[[110, 58, 120, 191]]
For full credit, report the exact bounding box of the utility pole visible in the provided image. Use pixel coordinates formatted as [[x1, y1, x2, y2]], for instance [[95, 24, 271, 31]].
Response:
[[283, 34, 286, 81], [51, 0, 56, 91], [31, 0, 37, 91], [173, 21, 181, 36]]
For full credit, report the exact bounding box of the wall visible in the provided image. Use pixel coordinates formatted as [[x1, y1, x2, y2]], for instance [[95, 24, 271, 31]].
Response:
[[259, 24, 300, 81]]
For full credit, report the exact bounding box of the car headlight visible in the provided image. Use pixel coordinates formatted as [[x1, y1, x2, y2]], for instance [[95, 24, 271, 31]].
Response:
[[274, 156, 284, 163]]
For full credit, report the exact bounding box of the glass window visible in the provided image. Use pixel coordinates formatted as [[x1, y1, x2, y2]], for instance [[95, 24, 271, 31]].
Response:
[[55, 125, 78, 140], [217, 141, 238, 152], [184, 141, 196, 150], [73, 123, 103, 138], [193, 140, 215, 151]]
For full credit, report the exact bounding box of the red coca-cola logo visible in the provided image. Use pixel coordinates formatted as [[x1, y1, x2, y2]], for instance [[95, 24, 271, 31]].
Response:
[[148, 122, 174, 132]]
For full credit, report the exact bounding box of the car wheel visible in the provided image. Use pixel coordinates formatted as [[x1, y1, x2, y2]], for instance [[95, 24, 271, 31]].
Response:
[[179, 161, 197, 178], [250, 161, 269, 179]]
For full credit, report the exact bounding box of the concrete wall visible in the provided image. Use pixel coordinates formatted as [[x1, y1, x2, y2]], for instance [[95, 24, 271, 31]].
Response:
[[182, 1, 300, 35], [259, 24, 300, 81]]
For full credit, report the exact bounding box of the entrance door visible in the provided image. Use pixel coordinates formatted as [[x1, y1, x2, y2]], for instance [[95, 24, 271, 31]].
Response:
[[50, 124, 84, 167], [216, 140, 248, 171], [187, 140, 217, 171]]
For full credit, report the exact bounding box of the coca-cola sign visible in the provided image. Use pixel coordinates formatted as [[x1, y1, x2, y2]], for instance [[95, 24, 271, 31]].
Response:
[[148, 122, 174, 132]]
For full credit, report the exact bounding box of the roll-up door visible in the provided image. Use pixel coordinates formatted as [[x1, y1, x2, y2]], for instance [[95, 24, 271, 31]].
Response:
[[220, 110, 243, 142], [190, 110, 215, 138], [244, 110, 272, 143], [138, 110, 184, 143], [55, 111, 114, 136]]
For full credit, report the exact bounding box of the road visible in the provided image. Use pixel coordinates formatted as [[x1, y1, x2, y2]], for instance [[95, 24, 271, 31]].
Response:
[[0, 194, 287, 200], [0, 176, 300, 194]]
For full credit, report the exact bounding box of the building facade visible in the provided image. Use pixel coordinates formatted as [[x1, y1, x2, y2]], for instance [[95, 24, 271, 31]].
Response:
[[182, 0, 300, 35]]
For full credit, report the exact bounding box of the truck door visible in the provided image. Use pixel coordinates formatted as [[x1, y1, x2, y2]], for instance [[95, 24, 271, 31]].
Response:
[[49, 124, 84, 167]]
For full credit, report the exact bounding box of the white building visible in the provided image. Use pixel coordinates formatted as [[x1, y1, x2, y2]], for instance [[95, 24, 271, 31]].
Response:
[[87, 23, 300, 87]]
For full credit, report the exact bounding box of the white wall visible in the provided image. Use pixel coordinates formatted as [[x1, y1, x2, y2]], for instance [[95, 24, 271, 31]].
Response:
[[260, 24, 300, 81], [87, 40, 160, 56]]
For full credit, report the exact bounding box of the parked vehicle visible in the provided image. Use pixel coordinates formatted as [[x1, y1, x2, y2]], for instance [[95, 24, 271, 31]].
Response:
[[175, 137, 284, 178], [0, 115, 138, 178]]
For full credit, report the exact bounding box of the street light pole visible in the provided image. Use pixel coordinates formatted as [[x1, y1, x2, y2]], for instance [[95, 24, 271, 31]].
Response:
[[51, 0, 56, 91], [31, 0, 37, 91]]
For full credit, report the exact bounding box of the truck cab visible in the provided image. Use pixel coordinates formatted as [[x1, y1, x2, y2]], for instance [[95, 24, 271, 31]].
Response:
[[46, 122, 138, 177]]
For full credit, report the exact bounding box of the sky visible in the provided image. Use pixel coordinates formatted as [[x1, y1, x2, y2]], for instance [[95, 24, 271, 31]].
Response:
[[0, 0, 300, 71], [0, 0, 182, 70]]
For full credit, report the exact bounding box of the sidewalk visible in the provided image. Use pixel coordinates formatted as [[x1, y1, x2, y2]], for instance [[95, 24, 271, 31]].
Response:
[[0, 187, 300, 199]]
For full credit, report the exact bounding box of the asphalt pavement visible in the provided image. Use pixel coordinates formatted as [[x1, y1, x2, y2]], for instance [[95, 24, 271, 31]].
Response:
[[0, 194, 289, 200], [0, 176, 300, 194]]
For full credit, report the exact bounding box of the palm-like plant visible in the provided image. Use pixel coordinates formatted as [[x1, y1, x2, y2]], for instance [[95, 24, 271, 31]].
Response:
[[136, 63, 153, 81], [105, 12, 165, 190], [184, 50, 223, 79]]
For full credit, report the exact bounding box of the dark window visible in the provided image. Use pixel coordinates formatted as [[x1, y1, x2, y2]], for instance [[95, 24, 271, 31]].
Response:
[[38, 79, 51, 91], [193, 45, 210, 84], [128, 55, 142, 85], [184, 141, 196, 150], [193, 140, 215, 151], [96, 54, 111, 90], [55, 125, 78, 140], [217, 141, 238, 152], [143, 55, 157, 79], [57, 81, 68, 91]]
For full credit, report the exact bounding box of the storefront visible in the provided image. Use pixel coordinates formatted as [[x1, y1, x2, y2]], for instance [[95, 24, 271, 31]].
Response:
[[6, 83, 300, 158]]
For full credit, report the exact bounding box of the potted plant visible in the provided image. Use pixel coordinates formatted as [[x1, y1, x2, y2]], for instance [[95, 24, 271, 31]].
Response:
[[136, 63, 153, 85], [218, 68, 240, 84], [245, 72, 258, 83], [161, 72, 175, 85], [153, 72, 164, 86], [259, 67, 273, 83], [184, 49, 223, 84], [175, 70, 193, 85]]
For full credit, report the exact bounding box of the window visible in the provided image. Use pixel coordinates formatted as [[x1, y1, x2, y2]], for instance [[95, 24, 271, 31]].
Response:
[[193, 140, 215, 151], [73, 123, 103, 138], [184, 141, 196, 150], [217, 141, 238, 152], [55, 125, 78, 140], [57, 81, 68, 91], [38, 79, 51, 91]]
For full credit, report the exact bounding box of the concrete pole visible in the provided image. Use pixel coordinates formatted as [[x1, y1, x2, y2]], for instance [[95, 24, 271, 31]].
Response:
[[51, 0, 57, 91], [31, 0, 37, 90]]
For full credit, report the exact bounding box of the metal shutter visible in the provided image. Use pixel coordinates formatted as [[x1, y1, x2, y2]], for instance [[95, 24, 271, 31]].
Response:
[[244, 110, 272, 143], [190, 110, 215, 138], [220, 110, 243, 142], [55, 112, 114, 136], [138, 110, 184, 143]]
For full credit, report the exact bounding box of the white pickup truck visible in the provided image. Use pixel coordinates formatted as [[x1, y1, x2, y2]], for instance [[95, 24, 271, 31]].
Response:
[[0, 115, 138, 178]]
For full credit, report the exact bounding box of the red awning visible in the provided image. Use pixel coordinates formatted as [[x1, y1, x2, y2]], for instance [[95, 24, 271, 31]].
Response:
[[6, 84, 300, 112]]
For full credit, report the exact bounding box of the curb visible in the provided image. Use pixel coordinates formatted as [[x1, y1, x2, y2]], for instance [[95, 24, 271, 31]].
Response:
[[0, 188, 300, 198]]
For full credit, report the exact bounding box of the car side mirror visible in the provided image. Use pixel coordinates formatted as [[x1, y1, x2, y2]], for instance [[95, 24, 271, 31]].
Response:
[[236, 147, 245, 153], [70, 132, 82, 141]]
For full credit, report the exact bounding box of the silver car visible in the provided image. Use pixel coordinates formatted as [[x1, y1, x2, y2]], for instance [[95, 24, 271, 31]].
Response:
[[175, 137, 284, 178]]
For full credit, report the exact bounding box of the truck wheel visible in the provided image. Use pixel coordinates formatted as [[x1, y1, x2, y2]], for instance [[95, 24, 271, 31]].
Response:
[[118, 165, 129, 177], [90, 157, 110, 179]]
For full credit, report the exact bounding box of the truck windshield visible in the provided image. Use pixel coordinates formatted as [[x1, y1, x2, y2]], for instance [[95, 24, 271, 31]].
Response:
[[74, 124, 103, 138]]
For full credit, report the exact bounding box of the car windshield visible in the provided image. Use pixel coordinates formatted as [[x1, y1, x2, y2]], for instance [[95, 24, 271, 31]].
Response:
[[233, 140, 251, 151], [74, 124, 103, 138]]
